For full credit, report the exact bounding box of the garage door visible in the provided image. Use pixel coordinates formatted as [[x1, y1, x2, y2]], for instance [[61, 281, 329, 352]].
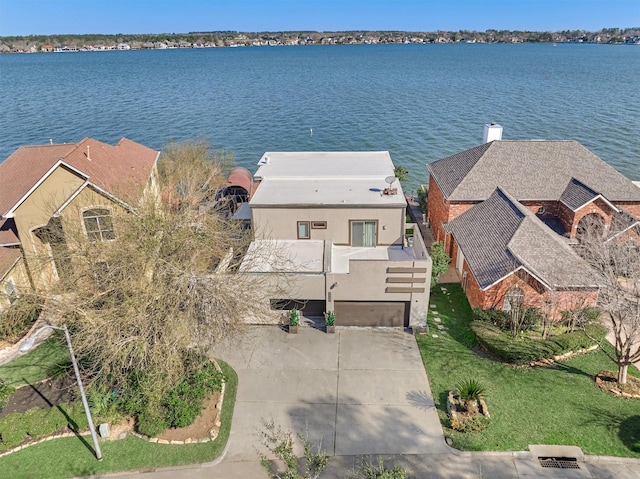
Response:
[[334, 301, 409, 327]]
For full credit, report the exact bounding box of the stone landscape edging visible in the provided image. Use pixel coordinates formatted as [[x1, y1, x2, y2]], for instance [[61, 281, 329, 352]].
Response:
[[0, 359, 227, 457]]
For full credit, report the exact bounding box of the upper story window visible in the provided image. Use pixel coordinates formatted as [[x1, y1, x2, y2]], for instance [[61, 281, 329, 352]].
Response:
[[351, 220, 377, 247], [83, 208, 116, 242], [297, 221, 310, 239], [4, 278, 17, 304]]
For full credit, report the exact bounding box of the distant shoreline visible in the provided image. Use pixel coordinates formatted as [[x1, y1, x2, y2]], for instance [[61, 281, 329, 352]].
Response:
[[1, 28, 639, 54]]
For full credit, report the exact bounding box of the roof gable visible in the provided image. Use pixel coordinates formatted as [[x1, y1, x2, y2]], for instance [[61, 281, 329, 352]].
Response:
[[446, 187, 599, 290], [559, 178, 618, 213], [429, 140, 640, 202], [0, 138, 159, 217]]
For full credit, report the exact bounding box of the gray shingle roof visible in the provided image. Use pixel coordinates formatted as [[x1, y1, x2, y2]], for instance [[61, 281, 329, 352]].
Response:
[[559, 178, 599, 211], [429, 141, 640, 202], [445, 187, 599, 290]]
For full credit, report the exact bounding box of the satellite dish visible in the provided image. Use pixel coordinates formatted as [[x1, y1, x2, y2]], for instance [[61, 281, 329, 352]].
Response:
[[385, 176, 397, 187]]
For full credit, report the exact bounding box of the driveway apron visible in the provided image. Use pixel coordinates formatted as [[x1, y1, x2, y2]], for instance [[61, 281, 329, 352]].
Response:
[[214, 325, 448, 463]]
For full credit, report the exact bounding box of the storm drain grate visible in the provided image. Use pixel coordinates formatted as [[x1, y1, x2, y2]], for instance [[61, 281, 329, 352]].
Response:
[[538, 457, 580, 469]]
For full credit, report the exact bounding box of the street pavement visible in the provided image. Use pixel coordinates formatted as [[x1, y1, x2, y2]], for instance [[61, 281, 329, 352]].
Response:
[[99, 325, 640, 479]]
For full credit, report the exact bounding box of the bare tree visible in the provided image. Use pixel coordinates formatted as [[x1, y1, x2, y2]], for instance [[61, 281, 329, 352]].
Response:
[[578, 222, 640, 385], [31, 142, 277, 405]]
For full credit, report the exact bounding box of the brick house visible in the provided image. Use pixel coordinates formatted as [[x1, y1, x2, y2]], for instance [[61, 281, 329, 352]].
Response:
[[427, 128, 640, 312], [0, 138, 159, 310]]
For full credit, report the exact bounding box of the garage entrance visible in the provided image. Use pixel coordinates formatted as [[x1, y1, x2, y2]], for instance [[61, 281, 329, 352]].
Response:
[[334, 301, 409, 327]]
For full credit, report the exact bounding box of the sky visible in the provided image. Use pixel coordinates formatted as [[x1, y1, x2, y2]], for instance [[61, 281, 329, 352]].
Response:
[[0, 0, 638, 37]]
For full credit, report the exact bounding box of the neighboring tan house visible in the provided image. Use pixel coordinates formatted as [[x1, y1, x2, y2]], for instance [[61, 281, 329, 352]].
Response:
[[0, 138, 160, 305], [240, 151, 432, 328], [427, 125, 640, 312]]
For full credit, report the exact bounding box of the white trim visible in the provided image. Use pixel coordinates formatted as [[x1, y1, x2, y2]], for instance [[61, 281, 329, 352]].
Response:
[[560, 194, 620, 214], [54, 180, 91, 215], [480, 265, 552, 292], [0, 256, 21, 282], [605, 220, 640, 243], [5, 160, 89, 218]]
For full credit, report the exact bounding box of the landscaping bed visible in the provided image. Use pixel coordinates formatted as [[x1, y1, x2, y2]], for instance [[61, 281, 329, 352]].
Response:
[[417, 284, 640, 457], [0, 359, 238, 478]]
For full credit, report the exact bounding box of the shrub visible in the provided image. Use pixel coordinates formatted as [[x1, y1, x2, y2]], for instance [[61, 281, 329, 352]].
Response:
[[450, 415, 491, 433], [455, 379, 486, 402], [136, 406, 169, 437], [163, 361, 225, 429], [473, 307, 541, 332], [350, 457, 408, 479], [289, 308, 299, 326], [471, 321, 606, 364], [0, 379, 15, 409], [0, 294, 43, 342], [430, 241, 451, 288], [417, 184, 428, 214]]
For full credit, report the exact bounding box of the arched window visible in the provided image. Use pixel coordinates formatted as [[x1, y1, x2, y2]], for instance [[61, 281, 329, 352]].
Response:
[[504, 287, 524, 313], [83, 208, 115, 241]]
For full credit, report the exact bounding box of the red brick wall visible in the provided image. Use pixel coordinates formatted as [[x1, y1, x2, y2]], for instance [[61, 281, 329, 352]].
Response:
[[426, 177, 478, 243], [460, 257, 597, 319], [569, 198, 615, 239], [616, 202, 640, 219], [520, 201, 560, 217]]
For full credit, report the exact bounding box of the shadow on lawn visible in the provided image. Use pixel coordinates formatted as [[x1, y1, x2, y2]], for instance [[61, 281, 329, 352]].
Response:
[[26, 379, 95, 457], [619, 416, 640, 453]]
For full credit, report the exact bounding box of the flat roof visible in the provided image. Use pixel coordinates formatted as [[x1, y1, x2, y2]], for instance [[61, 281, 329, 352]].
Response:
[[254, 151, 396, 180], [239, 239, 325, 273], [331, 245, 417, 274], [250, 151, 406, 207]]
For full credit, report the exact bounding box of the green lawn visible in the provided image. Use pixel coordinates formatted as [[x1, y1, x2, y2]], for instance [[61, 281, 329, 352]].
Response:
[[417, 284, 640, 457], [0, 337, 68, 387], [0, 360, 238, 478]]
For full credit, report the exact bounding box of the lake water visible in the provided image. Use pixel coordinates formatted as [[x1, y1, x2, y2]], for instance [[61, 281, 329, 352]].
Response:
[[0, 43, 638, 190]]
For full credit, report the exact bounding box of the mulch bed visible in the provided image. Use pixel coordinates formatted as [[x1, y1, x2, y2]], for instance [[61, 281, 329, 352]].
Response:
[[595, 371, 640, 398], [0, 376, 76, 419]]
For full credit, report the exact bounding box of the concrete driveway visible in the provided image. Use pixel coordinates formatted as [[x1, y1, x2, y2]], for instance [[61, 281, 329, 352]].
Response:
[[214, 325, 448, 463]]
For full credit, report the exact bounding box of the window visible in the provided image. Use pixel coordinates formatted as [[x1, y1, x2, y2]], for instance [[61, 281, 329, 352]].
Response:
[[297, 221, 310, 239], [504, 287, 524, 313], [83, 208, 116, 241], [311, 221, 327, 229], [4, 278, 17, 304], [351, 220, 377, 247]]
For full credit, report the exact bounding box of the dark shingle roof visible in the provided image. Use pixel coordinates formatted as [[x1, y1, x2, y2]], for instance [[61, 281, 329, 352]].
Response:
[[445, 187, 599, 290], [559, 178, 600, 211], [429, 141, 640, 202]]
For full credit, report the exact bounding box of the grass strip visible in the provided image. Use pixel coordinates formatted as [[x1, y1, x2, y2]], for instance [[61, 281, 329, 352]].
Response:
[[0, 338, 68, 388]]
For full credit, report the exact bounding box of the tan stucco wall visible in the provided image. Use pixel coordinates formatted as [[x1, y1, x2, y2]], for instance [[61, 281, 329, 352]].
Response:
[[13, 166, 86, 290], [251, 206, 405, 245], [0, 257, 31, 312], [12, 165, 126, 291]]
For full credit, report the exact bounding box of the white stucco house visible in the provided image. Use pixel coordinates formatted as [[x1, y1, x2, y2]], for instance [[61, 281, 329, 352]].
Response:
[[240, 151, 431, 328]]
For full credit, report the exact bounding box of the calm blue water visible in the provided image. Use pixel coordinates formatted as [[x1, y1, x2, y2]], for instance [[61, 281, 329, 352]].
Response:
[[1, 44, 638, 190]]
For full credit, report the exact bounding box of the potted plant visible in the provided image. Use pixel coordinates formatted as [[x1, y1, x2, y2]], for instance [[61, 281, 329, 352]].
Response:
[[324, 311, 335, 334], [288, 308, 299, 334]]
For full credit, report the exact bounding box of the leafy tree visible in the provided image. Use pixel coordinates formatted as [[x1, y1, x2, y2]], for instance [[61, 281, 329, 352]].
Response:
[[429, 241, 451, 288], [393, 165, 409, 185]]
